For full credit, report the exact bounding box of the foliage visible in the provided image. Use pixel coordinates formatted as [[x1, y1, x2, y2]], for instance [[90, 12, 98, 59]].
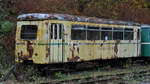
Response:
[[0, 21, 14, 33], [15, 0, 150, 23], [82, 71, 90, 77], [0, 45, 6, 65], [55, 72, 64, 78], [0, 0, 150, 82], [0, 14, 8, 20], [14, 64, 40, 82]]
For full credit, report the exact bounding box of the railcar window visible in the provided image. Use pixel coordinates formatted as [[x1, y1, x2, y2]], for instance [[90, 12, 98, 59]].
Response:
[[59, 24, 63, 39], [137, 29, 140, 40], [113, 28, 123, 40], [50, 23, 63, 39], [124, 28, 134, 40], [71, 25, 86, 40], [54, 25, 57, 39], [50, 25, 54, 39], [87, 26, 100, 40], [101, 27, 112, 40], [20, 25, 38, 40]]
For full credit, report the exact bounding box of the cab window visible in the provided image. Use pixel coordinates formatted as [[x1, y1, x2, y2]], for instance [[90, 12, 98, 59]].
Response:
[[20, 25, 38, 40]]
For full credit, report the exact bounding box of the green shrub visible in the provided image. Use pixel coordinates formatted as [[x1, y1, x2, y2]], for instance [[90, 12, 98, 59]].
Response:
[[55, 72, 64, 78], [0, 14, 8, 20], [0, 21, 14, 32]]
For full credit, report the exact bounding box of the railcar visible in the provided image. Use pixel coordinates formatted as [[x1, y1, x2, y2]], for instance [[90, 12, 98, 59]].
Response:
[[141, 25, 150, 57], [15, 13, 141, 64]]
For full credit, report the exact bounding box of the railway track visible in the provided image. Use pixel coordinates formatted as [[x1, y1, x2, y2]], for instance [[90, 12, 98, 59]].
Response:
[[1, 58, 149, 83], [39, 65, 150, 84]]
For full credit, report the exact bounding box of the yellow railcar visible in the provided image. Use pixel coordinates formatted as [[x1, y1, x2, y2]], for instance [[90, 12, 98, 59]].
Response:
[[15, 13, 141, 64]]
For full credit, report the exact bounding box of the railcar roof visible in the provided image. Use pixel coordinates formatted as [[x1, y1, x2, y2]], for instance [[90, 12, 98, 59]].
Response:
[[17, 13, 140, 26], [141, 24, 150, 28]]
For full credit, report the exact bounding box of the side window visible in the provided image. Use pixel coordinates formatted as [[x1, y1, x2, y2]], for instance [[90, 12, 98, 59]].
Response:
[[59, 24, 63, 39], [71, 25, 86, 40], [87, 26, 100, 40], [50, 23, 63, 39], [21, 25, 38, 40], [137, 29, 140, 40], [101, 27, 112, 40], [113, 28, 123, 40], [124, 28, 134, 40]]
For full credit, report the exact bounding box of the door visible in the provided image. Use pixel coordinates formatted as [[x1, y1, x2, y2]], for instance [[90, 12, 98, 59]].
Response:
[[50, 23, 64, 63]]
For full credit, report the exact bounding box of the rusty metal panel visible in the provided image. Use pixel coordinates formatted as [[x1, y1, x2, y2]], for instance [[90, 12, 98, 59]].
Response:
[[15, 19, 141, 64], [64, 22, 141, 62], [15, 21, 50, 64]]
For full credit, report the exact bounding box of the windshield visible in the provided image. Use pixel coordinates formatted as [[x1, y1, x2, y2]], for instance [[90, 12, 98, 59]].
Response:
[[20, 25, 38, 40]]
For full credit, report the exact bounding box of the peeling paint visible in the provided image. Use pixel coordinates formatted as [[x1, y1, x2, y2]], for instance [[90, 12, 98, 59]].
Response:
[[17, 13, 140, 26], [113, 40, 120, 58], [15, 16, 141, 64], [46, 46, 50, 58], [67, 56, 80, 62], [27, 41, 34, 58]]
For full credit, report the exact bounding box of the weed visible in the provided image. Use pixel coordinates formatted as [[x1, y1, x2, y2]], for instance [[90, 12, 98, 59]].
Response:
[[97, 67, 102, 72], [133, 68, 141, 81], [24, 65, 40, 81], [102, 65, 111, 70], [82, 71, 90, 77], [55, 72, 64, 78]]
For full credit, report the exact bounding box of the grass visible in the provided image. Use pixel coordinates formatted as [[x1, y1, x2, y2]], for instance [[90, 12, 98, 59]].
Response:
[[1, 63, 150, 84]]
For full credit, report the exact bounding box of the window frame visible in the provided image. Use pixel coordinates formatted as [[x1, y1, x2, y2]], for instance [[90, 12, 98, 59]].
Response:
[[87, 26, 100, 40], [101, 27, 113, 40], [71, 24, 87, 40], [113, 27, 124, 40], [20, 25, 38, 40], [124, 28, 134, 40], [71, 24, 136, 41]]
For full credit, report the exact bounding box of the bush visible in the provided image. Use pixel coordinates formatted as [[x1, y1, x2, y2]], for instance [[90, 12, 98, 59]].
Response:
[[0, 21, 14, 37], [0, 21, 14, 33]]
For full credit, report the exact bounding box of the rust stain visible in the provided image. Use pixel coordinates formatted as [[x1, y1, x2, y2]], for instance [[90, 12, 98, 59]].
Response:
[[80, 59, 84, 62], [26, 16, 34, 19], [18, 13, 140, 26], [67, 56, 80, 62], [21, 41, 34, 59], [72, 44, 75, 60], [77, 47, 79, 54], [45, 22, 48, 26], [113, 40, 120, 58], [68, 43, 80, 62], [46, 46, 50, 58], [27, 41, 34, 58]]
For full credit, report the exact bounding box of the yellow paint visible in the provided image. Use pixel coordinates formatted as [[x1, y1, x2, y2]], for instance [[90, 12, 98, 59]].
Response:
[[15, 20, 141, 64]]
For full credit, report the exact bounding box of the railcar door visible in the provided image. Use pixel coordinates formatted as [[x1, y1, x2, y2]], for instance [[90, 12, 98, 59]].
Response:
[[141, 26, 150, 57], [49, 23, 64, 63]]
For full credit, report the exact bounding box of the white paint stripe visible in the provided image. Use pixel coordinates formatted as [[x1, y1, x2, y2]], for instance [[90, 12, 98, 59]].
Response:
[[141, 43, 150, 44]]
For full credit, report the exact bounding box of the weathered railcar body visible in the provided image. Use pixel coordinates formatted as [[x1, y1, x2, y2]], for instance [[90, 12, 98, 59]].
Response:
[[15, 13, 141, 64]]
